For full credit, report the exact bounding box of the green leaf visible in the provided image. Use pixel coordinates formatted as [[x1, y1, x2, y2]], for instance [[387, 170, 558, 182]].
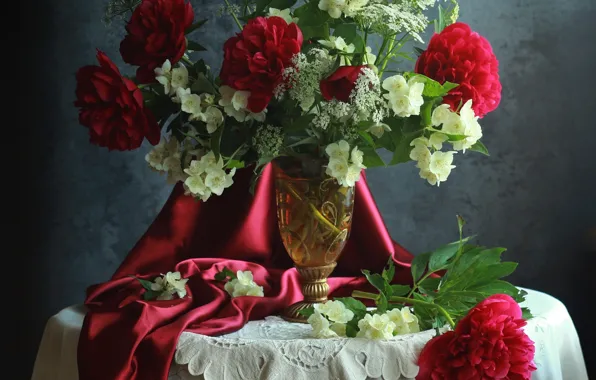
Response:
[[472, 280, 523, 299], [287, 136, 318, 148], [142, 289, 160, 301], [285, 114, 315, 132], [522, 307, 533, 320], [411, 252, 430, 282], [418, 277, 441, 294], [301, 24, 330, 41], [226, 159, 245, 169], [382, 258, 395, 284], [333, 23, 357, 43], [135, 277, 155, 291], [435, 4, 446, 33], [335, 297, 367, 314], [269, 0, 297, 9], [360, 145, 386, 168], [298, 306, 315, 318], [210, 123, 224, 159], [345, 320, 359, 337], [412, 293, 436, 330], [390, 284, 412, 296], [428, 236, 473, 271], [442, 81, 459, 92], [387, 117, 424, 165], [185, 19, 207, 35], [362, 269, 391, 312], [191, 73, 217, 94], [186, 40, 207, 52], [469, 140, 490, 156], [214, 267, 237, 281], [193, 59, 208, 75], [413, 46, 426, 56]]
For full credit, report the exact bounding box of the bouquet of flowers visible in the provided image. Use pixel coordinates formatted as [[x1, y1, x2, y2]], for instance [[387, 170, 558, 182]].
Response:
[[74, 0, 501, 200]]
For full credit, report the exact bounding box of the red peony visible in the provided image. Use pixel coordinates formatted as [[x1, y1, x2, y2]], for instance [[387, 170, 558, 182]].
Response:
[[74, 51, 160, 151], [415, 22, 501, 118], [219, 16, 303, 113], [320, 65, 366, 102], [417, 294, 536, 380], [120, 0, 194, 83]]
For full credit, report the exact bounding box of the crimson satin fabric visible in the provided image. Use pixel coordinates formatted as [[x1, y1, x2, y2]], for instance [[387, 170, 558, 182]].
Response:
[[78, 164, 414, 380]]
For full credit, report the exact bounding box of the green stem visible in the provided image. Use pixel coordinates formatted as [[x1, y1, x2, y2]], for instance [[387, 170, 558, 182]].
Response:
[[284, 182, 342, 236], [181, 56, 194, 66], [226, 143, 246, 165], [223, 0, 243, 31], [378, 38, 395, 76], [351, 291, 456, 329], [374, 38, 388, 66]]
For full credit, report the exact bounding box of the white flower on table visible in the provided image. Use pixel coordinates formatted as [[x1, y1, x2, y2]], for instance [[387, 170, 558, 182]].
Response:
[[356, 313, 396, 340], [268, 7, 298, 24], [307, 311, 339, 338], [224, 270, 264, 298], [315, 300, 355, 324], [386, 307, 420, 335], [150, 271, 189, 300]]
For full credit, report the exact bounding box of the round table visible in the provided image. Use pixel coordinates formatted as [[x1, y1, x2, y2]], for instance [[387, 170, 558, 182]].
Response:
[[31, 288, 589, 380]]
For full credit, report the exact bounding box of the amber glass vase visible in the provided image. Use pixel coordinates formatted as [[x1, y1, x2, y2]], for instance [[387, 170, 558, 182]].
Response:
[[273, 157, 355, 322]]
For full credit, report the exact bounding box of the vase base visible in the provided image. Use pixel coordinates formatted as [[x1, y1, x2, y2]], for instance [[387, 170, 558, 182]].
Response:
[[281, 301, 320, 323]]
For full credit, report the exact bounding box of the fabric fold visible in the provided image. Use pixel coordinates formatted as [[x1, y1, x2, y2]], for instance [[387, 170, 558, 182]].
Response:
[[78, 165, 414, 380]]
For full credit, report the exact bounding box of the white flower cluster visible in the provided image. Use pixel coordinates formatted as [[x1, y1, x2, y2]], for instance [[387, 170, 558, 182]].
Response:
[[253, 125, 283, 159], [350, 67, 385, 124], [318, 0, 368, 19], [224, 270, 264, 297], [146, 137, 193, 184], [325, 140, 366, 187], [155, 59, 189, 96], [307, 300, 355, 338], [357, 307, 420, 339], [307, 301, 421, 340], [409, 100, 483, 186], [279, 49, 335, 111], [312, 100, 352, 130], [383, 74, 425, 118], [150, 271, 189, 300], [183, 151, 236, 201], [267, 7, 298, 24], [359, 3, 428, 42], [219, 85, 266, 122]]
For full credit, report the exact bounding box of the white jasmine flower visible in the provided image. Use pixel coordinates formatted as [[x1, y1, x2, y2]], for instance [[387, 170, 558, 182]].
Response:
[[184, 175, 210, 200], [268, 7, 298, 24], [308, 311, 339, 338], [351, 146, 365, 168], [453, 100, 482, 152], [409, 142, 431, 170], [150, 271, 189, 300], [419, 169, 438, 186], [368, 123, 391, 138], [163, 156, 187, 184], [318, 36, 354, 65], [246, 109, 267, 122], [429, 150, 457, 185], [218, 85, 250, 122], [431, 104, 453, 127], [356, 313, 396, 340], [155, 59, 173, 95], [170, 64, 189, 92], [325, 140, 351, 160], [364, 46, 376, 65], [429, 132, 448, 150], [344, 165, 363, 187], [314, 300, 354, 324], [329, 323, 347, 337], [382, 75, 409, 96], [386, 307, 420, 335], [224, 270, 264, 297], [326, 158, 350, 181], [318, 0, 346, 19], [200, 106, 224, 134], [145, 138, 179, 171], [173, 87, 191, 104], [204, 167, 236, 196], [181, 93, 203, 116]]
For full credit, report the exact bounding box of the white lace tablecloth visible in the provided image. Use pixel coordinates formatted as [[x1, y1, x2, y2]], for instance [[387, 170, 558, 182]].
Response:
[[31, 288, 589, 380]]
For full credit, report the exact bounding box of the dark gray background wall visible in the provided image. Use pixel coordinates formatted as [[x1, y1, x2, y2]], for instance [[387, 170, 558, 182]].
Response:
[[19, 0, 596, 378]]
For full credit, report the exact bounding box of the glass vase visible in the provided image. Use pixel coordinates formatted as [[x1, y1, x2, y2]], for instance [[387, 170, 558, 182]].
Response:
[[273, 157, 355, 322]]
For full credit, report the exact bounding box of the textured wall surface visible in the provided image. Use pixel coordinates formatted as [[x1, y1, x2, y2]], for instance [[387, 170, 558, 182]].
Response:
[[23, 0, 596, 378]]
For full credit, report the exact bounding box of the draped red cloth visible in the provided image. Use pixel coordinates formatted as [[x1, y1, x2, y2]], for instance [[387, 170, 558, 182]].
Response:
[[78, 165, 414, 380]]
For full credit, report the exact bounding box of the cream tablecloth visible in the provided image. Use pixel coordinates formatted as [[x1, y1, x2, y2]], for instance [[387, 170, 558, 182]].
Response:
[[31, 288, 589, 380]]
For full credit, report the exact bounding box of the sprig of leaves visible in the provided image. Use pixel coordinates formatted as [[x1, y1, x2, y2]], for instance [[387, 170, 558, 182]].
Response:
[[214, 267, 237, 282], [130, 276, 160, 301]]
